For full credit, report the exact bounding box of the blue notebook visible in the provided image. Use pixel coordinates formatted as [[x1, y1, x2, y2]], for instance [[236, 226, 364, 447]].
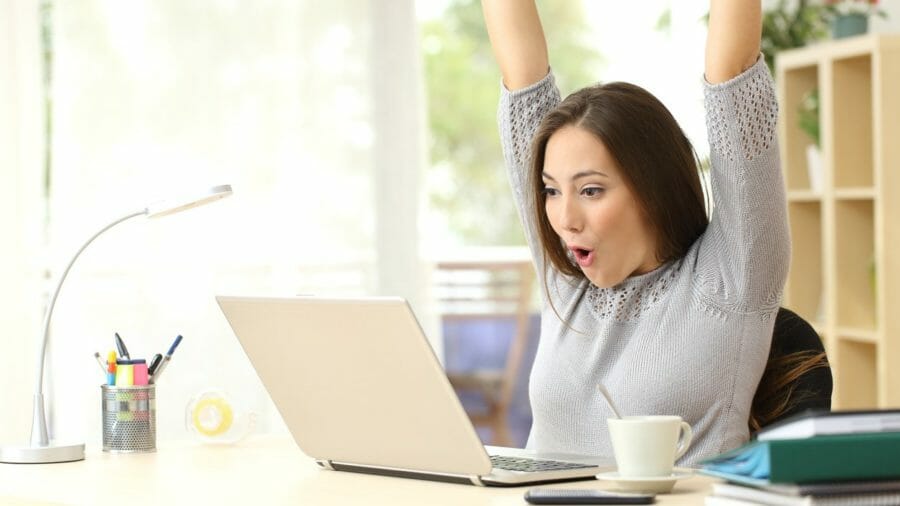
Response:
[[700, 432, 900, 484]]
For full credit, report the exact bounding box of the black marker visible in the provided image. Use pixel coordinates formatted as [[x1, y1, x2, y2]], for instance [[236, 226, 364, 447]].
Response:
[[114, 332, 131, 360], [148, 353, 163, 375]]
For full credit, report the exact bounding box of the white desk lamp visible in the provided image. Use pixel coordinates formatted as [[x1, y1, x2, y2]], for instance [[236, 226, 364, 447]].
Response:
[[0, 184, 233, 464]]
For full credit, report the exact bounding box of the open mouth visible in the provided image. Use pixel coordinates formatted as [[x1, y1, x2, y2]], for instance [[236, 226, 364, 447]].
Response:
[[570, 246, 595, 267]]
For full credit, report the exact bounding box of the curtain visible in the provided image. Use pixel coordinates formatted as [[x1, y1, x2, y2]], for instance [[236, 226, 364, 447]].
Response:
[[0, 0, 47, 443]]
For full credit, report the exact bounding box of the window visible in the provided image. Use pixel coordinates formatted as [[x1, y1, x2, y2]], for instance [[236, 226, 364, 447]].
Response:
[[3, 0, 430, 443]]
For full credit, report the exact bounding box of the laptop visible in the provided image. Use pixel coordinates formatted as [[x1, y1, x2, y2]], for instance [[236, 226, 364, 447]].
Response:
[[215, 295, 611, 486]]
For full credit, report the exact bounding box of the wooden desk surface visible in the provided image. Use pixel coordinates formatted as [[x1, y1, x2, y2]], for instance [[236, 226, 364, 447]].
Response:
[[0, 436, 716, 505]]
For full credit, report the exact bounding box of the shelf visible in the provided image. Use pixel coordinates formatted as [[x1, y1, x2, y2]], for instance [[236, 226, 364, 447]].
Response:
[[779, 65, 819, 192], [834, 187, 876, 200], [787, 190, 823, 202], [836, 328, 878, 344], [785, 201, 823, 324], [778, 35, 900, 410], [834, 340, 878, 409], [835, 199, 876, 329], [832, 54, 874, 189], [777, 34, 883, 69]]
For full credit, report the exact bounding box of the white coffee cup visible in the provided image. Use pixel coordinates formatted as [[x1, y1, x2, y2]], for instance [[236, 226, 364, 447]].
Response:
[[607, 415, 692, 478]]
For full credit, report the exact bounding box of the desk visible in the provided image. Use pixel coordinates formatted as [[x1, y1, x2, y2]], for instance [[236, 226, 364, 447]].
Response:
[[0, 436, 717, 505]]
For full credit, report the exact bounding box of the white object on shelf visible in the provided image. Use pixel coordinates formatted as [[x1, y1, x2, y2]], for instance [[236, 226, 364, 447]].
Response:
[[806, 144, 824, 193]]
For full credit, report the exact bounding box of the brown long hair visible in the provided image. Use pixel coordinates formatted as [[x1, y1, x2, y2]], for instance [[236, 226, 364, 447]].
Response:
[[749, 351, 829, 433], [529, 82, 709, 281], [749, 309, 831, 433]]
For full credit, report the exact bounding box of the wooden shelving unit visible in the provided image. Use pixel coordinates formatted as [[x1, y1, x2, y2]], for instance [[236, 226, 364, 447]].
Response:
[[777, 34, 900, 410]]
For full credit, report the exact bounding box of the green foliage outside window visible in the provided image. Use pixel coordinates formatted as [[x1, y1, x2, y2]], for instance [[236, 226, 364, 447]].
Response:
[[421, 0, 602, 246], [760, 0, 834, 73]]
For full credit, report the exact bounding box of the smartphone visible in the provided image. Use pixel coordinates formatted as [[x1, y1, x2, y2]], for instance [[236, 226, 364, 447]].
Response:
[[524, 488, 655, 504]]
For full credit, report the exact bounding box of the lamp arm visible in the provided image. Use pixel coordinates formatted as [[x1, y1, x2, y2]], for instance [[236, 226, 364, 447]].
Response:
[[30, 209, 146, 446]]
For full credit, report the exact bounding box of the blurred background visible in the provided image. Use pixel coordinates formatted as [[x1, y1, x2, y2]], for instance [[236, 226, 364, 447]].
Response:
[[2, 0, 898, 450]]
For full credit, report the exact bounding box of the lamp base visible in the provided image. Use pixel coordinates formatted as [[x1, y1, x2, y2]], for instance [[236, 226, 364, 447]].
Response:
[[0, 442, 84, 464]]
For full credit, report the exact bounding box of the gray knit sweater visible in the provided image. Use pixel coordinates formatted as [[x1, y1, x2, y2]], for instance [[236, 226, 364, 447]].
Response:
[[497, 56, 789, 465]]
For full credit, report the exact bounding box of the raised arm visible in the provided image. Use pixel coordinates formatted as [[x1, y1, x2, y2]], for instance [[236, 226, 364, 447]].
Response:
[[705, 0, 762, 84], [481, 0, 549, 90]]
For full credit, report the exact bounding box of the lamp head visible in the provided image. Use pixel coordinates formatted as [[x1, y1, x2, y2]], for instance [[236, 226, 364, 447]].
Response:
[[145, 184, 233, 218]]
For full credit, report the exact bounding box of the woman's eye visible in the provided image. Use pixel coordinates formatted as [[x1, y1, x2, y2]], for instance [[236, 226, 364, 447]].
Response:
[[582, 187, 604, 197], [542, 187, 559, 197]]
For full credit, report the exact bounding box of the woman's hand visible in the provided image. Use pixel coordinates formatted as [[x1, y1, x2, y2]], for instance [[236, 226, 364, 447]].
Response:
[[705, 0, 762, 84], [481, 0, 550, 90]]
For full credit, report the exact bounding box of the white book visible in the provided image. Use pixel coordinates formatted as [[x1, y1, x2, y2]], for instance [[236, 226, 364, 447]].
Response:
[[756, 409, 900, 441], [705, 496, 760, 506], [712, 482, 900, 506]]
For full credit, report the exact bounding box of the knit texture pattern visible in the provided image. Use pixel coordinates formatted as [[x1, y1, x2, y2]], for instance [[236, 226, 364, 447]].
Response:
[[497, 56, 789, 465]]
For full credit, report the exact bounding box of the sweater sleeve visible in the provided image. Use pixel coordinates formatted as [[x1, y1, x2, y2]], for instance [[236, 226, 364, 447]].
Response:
[[497, 72, 561, 277], [694, 55, 791, 312]]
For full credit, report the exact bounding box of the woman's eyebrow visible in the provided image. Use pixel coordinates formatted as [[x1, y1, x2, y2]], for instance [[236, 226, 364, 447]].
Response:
[[541, 169, 609, 181], [572, 170, 609, 180]]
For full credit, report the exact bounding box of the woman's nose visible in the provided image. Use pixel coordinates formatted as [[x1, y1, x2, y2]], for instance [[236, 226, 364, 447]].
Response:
[[558, 197, 582, 233]]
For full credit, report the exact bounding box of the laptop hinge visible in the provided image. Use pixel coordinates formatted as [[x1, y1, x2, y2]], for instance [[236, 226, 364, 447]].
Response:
[[327, 461, 483, 486], [316, 459, 334, 470]]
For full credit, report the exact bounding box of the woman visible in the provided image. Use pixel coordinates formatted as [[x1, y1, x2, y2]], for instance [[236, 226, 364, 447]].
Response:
[[482, 0, 789, 464]]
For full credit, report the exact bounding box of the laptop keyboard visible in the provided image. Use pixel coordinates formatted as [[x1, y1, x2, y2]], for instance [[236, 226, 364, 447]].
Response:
[[489, 455, 597, 473]]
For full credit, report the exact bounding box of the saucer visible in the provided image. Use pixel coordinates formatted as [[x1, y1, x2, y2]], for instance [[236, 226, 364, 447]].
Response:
[[595, 469, 693, 494]]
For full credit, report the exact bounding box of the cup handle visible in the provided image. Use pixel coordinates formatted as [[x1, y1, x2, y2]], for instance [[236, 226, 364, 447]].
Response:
[[674, 421, 693, 460]]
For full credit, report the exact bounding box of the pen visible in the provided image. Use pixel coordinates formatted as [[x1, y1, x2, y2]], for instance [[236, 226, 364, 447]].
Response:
[[166, 334, 183, 356], [115, 332, 131, 360], [150, 334, 183, 384], [93, 352, 107, 374]]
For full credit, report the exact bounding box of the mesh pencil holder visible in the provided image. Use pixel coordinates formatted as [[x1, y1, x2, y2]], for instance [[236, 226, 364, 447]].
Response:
[[101, 384, 156, 453]]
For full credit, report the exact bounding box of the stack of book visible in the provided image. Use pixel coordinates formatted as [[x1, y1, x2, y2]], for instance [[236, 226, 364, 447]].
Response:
[[700, 409, 900, 505]]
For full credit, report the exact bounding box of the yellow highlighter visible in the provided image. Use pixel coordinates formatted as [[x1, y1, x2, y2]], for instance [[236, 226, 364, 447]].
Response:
[[115, 361, 134, 387]]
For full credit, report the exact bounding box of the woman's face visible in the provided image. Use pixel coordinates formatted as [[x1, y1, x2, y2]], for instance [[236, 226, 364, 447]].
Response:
[[542, 124, 660, 288]]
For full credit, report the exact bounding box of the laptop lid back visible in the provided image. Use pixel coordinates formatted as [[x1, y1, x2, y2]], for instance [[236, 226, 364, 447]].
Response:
[[216, 295, 492, 476]]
